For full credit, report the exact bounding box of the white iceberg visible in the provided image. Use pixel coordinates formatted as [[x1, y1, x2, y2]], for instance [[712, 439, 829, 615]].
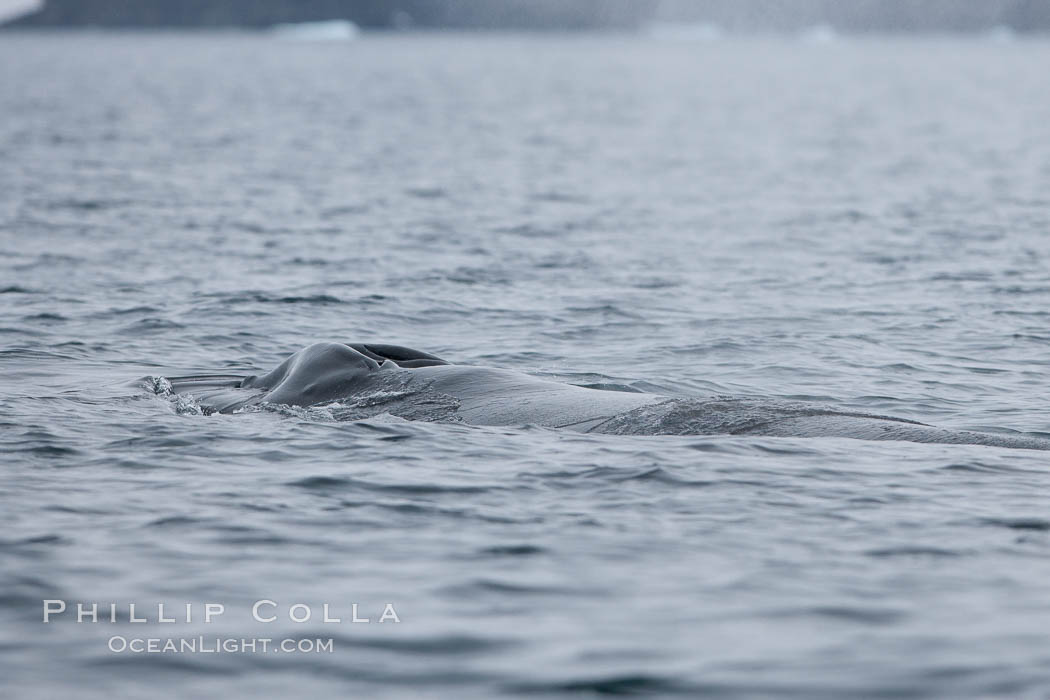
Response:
[[645, 21, 723, 42], [985, 25, 1016, 43], [270, 20, 360, 42], [800, 24, 838, 44]]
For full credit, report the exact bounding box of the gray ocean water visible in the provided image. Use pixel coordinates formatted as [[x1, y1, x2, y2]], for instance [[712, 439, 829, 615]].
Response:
[[3, 30, 1050, 698]]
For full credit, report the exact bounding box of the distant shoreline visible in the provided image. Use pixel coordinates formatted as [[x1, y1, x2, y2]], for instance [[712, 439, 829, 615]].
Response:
[[1, 0, 655, 31], [6, 0, 1050, 33], [0, 26, 1046, 39]]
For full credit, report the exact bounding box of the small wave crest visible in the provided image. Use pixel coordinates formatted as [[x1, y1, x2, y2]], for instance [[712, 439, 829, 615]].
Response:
[[146, 375, 210, 416]]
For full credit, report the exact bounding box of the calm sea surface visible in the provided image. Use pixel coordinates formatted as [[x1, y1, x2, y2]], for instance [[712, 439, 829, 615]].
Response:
[[3, 31, 1050, 698]]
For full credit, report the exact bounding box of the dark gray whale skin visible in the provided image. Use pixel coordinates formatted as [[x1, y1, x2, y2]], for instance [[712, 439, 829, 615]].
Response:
[[162, 342, 1050, 450]]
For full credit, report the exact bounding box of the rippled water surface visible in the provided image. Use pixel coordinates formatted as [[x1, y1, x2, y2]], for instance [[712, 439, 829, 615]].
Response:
[[3, 32, 1050, 698]]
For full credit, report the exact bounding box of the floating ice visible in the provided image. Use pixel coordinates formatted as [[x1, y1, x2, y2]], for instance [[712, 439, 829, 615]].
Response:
[[269, 20, 360, 42], [800, 24, 838, 44], [645, 22, 723, 42], [985, 25, 1016, 43]]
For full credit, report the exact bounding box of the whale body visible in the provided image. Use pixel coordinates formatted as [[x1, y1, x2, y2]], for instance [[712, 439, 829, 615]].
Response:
[[158, 342, 1050, 450]]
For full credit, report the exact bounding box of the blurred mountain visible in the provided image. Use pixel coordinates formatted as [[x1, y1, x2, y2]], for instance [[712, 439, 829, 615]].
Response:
[[1, 0, 656, 29], [6, 0, 1049, 32], [656, 0, 1050, 33]]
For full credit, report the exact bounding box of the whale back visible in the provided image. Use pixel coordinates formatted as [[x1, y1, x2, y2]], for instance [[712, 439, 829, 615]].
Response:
[[410, 364, 662, 429], [346, 343, 450, 368], [154, 342, 1050, 449], [245, 342, 381, 406]]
